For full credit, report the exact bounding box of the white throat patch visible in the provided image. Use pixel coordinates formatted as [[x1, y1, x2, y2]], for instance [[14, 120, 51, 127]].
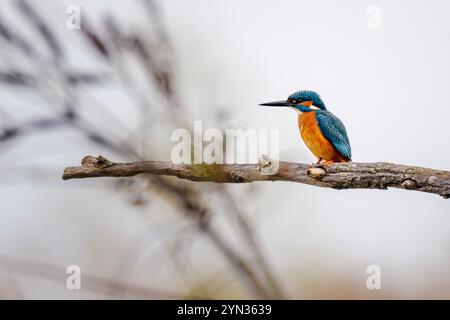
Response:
[[289, 105, 320, 113]]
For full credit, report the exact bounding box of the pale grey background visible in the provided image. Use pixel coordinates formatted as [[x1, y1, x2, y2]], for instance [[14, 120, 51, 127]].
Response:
[[0, 0, 449, 298]]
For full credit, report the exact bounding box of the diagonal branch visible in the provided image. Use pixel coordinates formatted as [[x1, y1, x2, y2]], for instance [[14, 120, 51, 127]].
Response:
[[63, 155, 450, 199]]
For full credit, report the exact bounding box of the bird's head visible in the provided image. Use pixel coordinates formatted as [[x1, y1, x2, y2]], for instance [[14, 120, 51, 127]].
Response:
[[260, 90, 326, 112]]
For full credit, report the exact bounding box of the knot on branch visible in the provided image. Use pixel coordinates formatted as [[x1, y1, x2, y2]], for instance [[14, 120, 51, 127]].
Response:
[[258, 154, 272, 169], [307, 167, 326, 179], [401, 178, 417, 190], [229, 172, 245, 183], [81, 155, 115, 168], [257, 154, 279, 176], [428, 176, 438, 185]]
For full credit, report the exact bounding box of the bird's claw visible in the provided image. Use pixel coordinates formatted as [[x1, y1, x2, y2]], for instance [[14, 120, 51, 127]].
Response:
[[309, 160, 337, 169]]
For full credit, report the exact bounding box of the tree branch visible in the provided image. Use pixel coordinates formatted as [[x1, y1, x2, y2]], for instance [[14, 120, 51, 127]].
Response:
[[63, 155, 450, 199]]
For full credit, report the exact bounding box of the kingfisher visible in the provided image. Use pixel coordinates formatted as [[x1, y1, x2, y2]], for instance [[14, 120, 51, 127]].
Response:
[[260, 90, 351, 165]]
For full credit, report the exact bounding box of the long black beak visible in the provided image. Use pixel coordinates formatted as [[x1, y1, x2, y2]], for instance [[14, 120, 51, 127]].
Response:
[[259, 100, 292, 107]]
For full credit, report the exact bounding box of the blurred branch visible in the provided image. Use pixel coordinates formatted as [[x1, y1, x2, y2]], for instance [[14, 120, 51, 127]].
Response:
[[0, 116, 69, 142], [2, 0, 283, 299], [0, 70, 108, 86], [222, 190, 285, 298], [63, 156, 450, 198], [0, 254, 189, 299], [16, 0, 63, 62], [150, 174, 277, 299]]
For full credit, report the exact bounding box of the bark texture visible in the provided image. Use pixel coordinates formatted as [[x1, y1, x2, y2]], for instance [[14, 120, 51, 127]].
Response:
[[63, 155, 450, 198]]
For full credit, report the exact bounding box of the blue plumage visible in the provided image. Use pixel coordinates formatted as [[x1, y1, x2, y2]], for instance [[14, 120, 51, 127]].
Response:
[[316, 110, 352, 160], [260, 90, 352, 162], [288, 90, 326, 110]]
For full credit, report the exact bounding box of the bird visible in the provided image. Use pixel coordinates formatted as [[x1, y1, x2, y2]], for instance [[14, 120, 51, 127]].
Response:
[[260, 90, 351, 165]]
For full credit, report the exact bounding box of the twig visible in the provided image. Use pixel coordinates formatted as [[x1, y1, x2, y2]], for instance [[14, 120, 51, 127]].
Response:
[[149, 173, 275, 299], [222, 190, 285, 299], [2, 1, 281, 300], [201, 223, 273, 299], [63, 156, 450, 198], [0, 254, 188, 299]]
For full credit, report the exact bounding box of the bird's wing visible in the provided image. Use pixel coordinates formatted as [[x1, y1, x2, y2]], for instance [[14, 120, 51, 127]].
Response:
[[316, 110, 352, 160]]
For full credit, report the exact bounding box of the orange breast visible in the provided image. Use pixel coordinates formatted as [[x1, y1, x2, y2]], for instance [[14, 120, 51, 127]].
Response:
[[298, 112, 346, 162]]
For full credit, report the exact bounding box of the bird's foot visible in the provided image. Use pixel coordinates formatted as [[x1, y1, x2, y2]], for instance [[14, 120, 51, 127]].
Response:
[[310, 159, 338, 168], [309, 158, 324, 168], [322, 160, 336, 167]]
